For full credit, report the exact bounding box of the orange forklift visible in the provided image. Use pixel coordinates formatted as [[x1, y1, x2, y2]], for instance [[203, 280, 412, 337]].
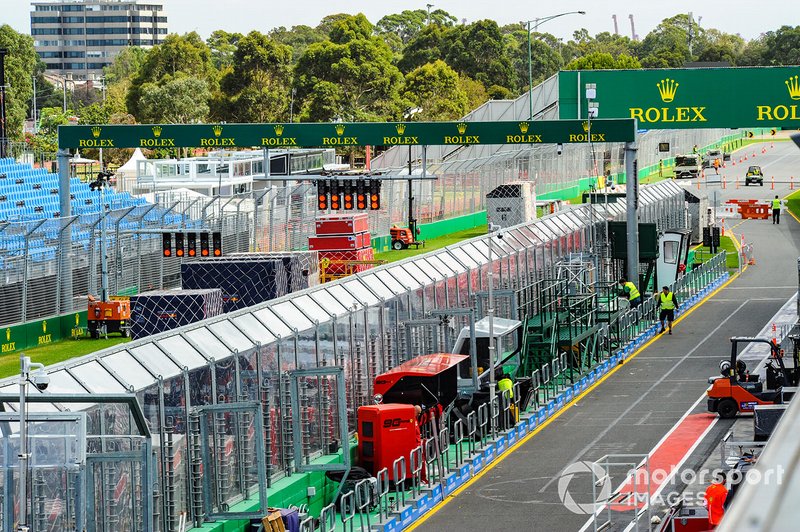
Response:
[[707, 337, 799, 418]]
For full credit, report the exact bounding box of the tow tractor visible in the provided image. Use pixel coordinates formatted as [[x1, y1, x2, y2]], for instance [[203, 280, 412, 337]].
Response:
[[707, 337, 799, 418]]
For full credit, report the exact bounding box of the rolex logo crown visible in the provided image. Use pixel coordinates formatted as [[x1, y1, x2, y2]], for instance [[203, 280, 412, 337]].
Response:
[[786, 75, 800, 101], [274, 124, 284, 136], [335, 124, 346, 136], [213, 125, 223, 137], [456, 122, 468, 135], [91, 126, 102, 138], [395, 123, 407, 135], [582, 121, 589, 132], [152, 126, 162, 137], [518, 122, 529, 134], [656, 78, 679, 103]]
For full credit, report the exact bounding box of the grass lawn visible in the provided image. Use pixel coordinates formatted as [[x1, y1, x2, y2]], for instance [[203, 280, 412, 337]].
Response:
[[0, 336, 130, 379], [375, 226, 487, 263], [784, 189, 800, 221], [693, 235, 739, 269]]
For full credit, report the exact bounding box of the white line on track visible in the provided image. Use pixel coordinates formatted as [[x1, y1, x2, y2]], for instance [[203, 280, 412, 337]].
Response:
[[538, 301, 749, 495]]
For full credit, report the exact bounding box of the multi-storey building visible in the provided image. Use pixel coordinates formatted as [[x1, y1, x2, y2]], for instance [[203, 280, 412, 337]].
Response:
[[31, 0, 168, 81]]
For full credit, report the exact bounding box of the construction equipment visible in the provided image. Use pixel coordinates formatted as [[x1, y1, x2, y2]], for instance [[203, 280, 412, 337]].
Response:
[[88, 296, 131, 339], [744, 165, 764, 186], [707, 337, 798, 418], [390, 225, 424, 251], [86, 170, 131, 339]]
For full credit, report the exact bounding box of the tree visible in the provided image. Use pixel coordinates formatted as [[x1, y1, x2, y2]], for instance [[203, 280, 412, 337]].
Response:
[[316, 14, 353, 36], [565, 51, 641, 70], [0, 25, 41, 141], [138, 76, 210, 123], [104, 46, 147, 86], [445, 20, 515, 91], [759, 26, 800, 65], [28, 107, 70, 154], [376, 9, 456, 45], [398, 24, 454, 73], [270, 25, 326, 65], [127, 32, 217, 120], [504, 29, 563, 93], [219, 31, 293, 122], [295, 15, 403, 121], [207, 30, 243, 70], [459, 75, 489, 111], [637, 14, 701, 66], [402, 60, 468, 120]]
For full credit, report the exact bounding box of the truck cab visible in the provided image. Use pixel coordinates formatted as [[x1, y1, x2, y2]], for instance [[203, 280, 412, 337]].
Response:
[[452, 316, 523, 392]]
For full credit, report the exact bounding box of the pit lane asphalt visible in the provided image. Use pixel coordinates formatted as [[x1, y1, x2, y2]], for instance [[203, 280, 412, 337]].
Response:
[[412, 142, 800, 532]]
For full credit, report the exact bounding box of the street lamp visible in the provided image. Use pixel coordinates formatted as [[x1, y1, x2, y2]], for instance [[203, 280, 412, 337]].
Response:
[[61, 73, 76, 114], [17, 354, 50, 532], [526, 11, 586, 119], [426, 4, 434, 25]]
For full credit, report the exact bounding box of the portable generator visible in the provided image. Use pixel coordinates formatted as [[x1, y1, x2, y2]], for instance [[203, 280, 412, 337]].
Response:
[[357, 403, 419, 480]]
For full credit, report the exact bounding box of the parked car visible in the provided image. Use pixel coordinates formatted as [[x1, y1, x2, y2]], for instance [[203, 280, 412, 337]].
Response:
[[744, 165, 764, 186]]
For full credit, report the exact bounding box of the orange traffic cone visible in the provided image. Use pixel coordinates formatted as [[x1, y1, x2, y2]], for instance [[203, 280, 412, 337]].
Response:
[[736, 178, 740, 189], [792, 176, 795, 190], [771, 176, 775, 190]]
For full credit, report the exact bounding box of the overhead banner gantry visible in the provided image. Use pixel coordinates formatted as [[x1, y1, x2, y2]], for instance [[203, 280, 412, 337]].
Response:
[[57, 119, 635, 150]]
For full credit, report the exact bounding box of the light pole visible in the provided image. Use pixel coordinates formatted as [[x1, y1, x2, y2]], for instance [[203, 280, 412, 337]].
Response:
[[61, 73, 75, 114], [526, 11, 585, 119], [426, 3, 434, 25], [17, 354, 49, 532]]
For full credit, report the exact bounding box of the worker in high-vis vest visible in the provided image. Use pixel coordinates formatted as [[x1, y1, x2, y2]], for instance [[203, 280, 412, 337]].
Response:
[[657, 286, 680, 335], [772, 195, 781, 225], [618, 278, 641, 308], [496, 371, 518, 426]]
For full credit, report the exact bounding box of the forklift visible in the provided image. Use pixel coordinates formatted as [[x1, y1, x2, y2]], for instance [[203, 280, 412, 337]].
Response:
[[86, 170, 131, 339], [707, 337, 799, 418]]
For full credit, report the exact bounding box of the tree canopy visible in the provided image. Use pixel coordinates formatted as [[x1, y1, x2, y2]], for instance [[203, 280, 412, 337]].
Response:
[[0, 14, 796, 146]]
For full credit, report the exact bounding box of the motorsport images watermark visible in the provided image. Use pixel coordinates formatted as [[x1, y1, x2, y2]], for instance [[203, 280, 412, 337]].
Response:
[[557, 461, 785, 515]]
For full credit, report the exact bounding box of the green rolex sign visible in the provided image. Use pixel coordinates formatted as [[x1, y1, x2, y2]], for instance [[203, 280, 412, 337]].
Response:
[[58, 118, 635, 150], [559, 67, 800, 129]]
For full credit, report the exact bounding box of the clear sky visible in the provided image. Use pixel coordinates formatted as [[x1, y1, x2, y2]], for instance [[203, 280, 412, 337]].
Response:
[[4, 0, 798, 40]]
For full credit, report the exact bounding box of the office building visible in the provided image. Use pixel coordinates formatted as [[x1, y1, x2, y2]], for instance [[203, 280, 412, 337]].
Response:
[[31, 0, 168, 81]]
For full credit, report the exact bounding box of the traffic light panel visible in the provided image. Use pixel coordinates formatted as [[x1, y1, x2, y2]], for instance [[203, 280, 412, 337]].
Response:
[[356, 180, 367, 210], [175, 232, 185, 257], [212, 231, 222, 257], [369, 179, 381, 210], [187, 232, 197, 257], [343, 180, 354, 210], [330, 180, 341, 210], [162, 233, 172, 257], [317, 180, 330, 211], [200, 232, 210, 257]]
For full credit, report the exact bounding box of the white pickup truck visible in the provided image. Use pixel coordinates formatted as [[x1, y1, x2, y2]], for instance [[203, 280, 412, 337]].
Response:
[[674, 155, 702, 179]]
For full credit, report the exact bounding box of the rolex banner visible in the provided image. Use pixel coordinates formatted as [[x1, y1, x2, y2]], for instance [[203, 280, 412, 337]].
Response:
[[57, 119, 635, 150], [559, 67, 800, 129]]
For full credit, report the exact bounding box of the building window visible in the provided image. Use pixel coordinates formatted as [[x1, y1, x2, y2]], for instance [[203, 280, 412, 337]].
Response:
[[87, 62, 109, 69], [64, 51, 85, 58], [62, 62, 86, 69], [63, 28, 85, 35], [32, 28, 61, 35], [62, 16, 84, 23], [39, 51, 63, 58], [61, 5, 84, 11], [30, 16, 61, 23]]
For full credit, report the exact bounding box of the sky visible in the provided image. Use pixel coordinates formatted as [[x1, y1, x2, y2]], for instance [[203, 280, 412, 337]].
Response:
[[3, 0, 798, 41]]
